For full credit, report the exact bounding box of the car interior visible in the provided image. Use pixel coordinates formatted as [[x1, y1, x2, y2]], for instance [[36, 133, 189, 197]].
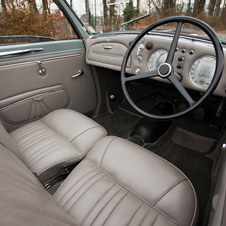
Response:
[[1, 0, 226, 225]]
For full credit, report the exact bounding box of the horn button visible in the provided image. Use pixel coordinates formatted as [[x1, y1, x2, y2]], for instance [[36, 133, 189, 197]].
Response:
[[158, 63, 172, 78]]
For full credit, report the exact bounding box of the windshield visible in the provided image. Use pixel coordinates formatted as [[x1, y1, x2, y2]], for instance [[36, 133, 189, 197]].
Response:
[[68, 0, 226, 41]]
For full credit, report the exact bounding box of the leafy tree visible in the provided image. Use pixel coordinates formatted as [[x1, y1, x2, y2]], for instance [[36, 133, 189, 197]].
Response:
[[27, 0, 38, 12], [102, 0, 109, 31], [137, 0, 140, 14], [1, 0, 7, 10], [42, 0, 49, 12], [0, 0, 76, 42], [193, 0, 206, 16], [208, 0, 217, 16], [123, 0, 138, 22], [109, 0, 116, 30]]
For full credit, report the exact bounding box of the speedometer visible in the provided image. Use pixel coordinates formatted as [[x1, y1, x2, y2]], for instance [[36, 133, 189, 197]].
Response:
[[147, 49, 168, 71], [189, 56, 216, 88]]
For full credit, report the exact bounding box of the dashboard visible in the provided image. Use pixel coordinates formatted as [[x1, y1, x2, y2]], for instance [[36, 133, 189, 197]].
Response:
[[85, 33, 226, 97]]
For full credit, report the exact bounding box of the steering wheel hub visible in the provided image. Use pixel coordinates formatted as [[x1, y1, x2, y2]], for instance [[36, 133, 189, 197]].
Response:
[[158, 63, 172, 77]]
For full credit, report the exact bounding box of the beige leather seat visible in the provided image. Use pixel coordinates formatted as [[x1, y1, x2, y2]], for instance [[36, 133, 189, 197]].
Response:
[[0, 136, 198, 226], [3, 109, 107, 182]]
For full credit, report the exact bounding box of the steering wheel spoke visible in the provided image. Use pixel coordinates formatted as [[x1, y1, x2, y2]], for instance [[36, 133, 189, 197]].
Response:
[[166, 22, 183, 64], [123, 70, 158, 83], [168, 74, 195, 106]]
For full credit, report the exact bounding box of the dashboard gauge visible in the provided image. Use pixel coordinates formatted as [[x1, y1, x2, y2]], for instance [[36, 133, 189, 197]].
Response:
[[147, 49, 168, 71], [189, 56, 216, 88]]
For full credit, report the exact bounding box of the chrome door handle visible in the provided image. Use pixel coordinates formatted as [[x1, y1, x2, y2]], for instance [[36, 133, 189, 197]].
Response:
[[0, 48, 43, 57], [103, 46, 112, 49], [72, 70, 83, 78]]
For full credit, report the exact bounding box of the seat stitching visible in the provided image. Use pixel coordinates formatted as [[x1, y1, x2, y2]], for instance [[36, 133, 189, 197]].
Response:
[[28, 143, 65, 168], [127, 202, 144, 226], [27, 140, 63, 161], [70, 126, 106, 143], [66, 174, 106, 212], [139, 207, 152, 226], [99, 137, 117, 167], [152, 213, 160, 226], [41, 109, 58, 124], [37, 152, 88, 176], [18, 132, 53, 151], [56, 167, 100, 203], [87, 189, 124, 226], [102, 190, 129, 225], [43, 109, 104, 127], [82, 130, 107, 154], [86, 159, 180, 226], [38, 120, 82, 153], [80, 181, 117, 225], [12, 124, 52, 146], [11, 121, 43, 133], [91, 188, 122, 225], [153, 178, 187, 206], [10, 124, 44, 141], [29, 144, 64, 168], [70, 126, 107, 154], [89, 186, 123, 226]]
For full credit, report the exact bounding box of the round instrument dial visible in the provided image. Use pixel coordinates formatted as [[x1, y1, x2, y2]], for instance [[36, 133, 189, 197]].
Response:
[[147, 49, 168, 71], [189, 56, 216, 88]]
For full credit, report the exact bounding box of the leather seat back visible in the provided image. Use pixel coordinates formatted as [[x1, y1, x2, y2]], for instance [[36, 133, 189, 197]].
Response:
[[0, 144, 77, 226], [0, 121, 26, 164]]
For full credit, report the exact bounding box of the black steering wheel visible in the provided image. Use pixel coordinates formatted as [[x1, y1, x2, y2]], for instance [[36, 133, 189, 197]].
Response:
[[121, 16, 224, 120]]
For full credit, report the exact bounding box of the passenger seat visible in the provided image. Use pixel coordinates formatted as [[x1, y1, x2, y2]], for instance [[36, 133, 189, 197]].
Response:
[[1, 109, 107, 183]]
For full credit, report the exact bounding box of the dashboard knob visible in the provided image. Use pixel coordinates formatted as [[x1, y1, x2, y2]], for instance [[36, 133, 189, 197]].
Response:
[[177, 64, 182, 69], [135, 68, 140, 74], [189, 50, 195, 55], [146, 43, 153, 50], [178, 56, 184, 61]]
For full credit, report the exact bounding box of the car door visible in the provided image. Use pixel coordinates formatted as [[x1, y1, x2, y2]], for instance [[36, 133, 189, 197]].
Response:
[[0, 0, 97, 132]]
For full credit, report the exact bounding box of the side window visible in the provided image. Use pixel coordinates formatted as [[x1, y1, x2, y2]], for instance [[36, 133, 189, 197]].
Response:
[[0, 0, 78, 45]]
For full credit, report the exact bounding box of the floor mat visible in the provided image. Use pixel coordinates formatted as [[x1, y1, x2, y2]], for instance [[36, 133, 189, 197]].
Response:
[[93, 108, 142, 139], [172, 127, 217, 153], [144, 126, 213, 226]]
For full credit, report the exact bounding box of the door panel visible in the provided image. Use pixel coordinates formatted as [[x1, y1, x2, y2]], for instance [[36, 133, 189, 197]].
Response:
[[0, 41, 97, 131], [0, 84, 69, 124]]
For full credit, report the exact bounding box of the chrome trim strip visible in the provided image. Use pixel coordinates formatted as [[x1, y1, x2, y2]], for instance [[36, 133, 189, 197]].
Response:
[[93, 52, 122, 58], [0, 48, 43, 57], [0, 53, 81, 69]]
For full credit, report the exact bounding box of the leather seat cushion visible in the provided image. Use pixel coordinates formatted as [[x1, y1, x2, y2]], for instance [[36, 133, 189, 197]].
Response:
[[10, 109, 107, 182], [54, 136, 198, 226]]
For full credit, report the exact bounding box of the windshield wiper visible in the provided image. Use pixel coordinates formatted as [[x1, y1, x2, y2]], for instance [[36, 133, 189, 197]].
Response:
[[120, 13, 151, 30]]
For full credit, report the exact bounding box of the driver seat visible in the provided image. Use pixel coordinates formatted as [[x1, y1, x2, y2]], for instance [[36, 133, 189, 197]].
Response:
[[0, 135, 198, 226]]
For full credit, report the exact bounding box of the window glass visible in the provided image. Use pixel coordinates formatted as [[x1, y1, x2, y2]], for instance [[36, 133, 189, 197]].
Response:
[[0, 0, 78, 45], [67, 0, 226, 41]]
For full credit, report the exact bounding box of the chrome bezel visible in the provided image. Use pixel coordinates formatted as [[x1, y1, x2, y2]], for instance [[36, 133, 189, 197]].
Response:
[[189, 55, 216, 88]]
